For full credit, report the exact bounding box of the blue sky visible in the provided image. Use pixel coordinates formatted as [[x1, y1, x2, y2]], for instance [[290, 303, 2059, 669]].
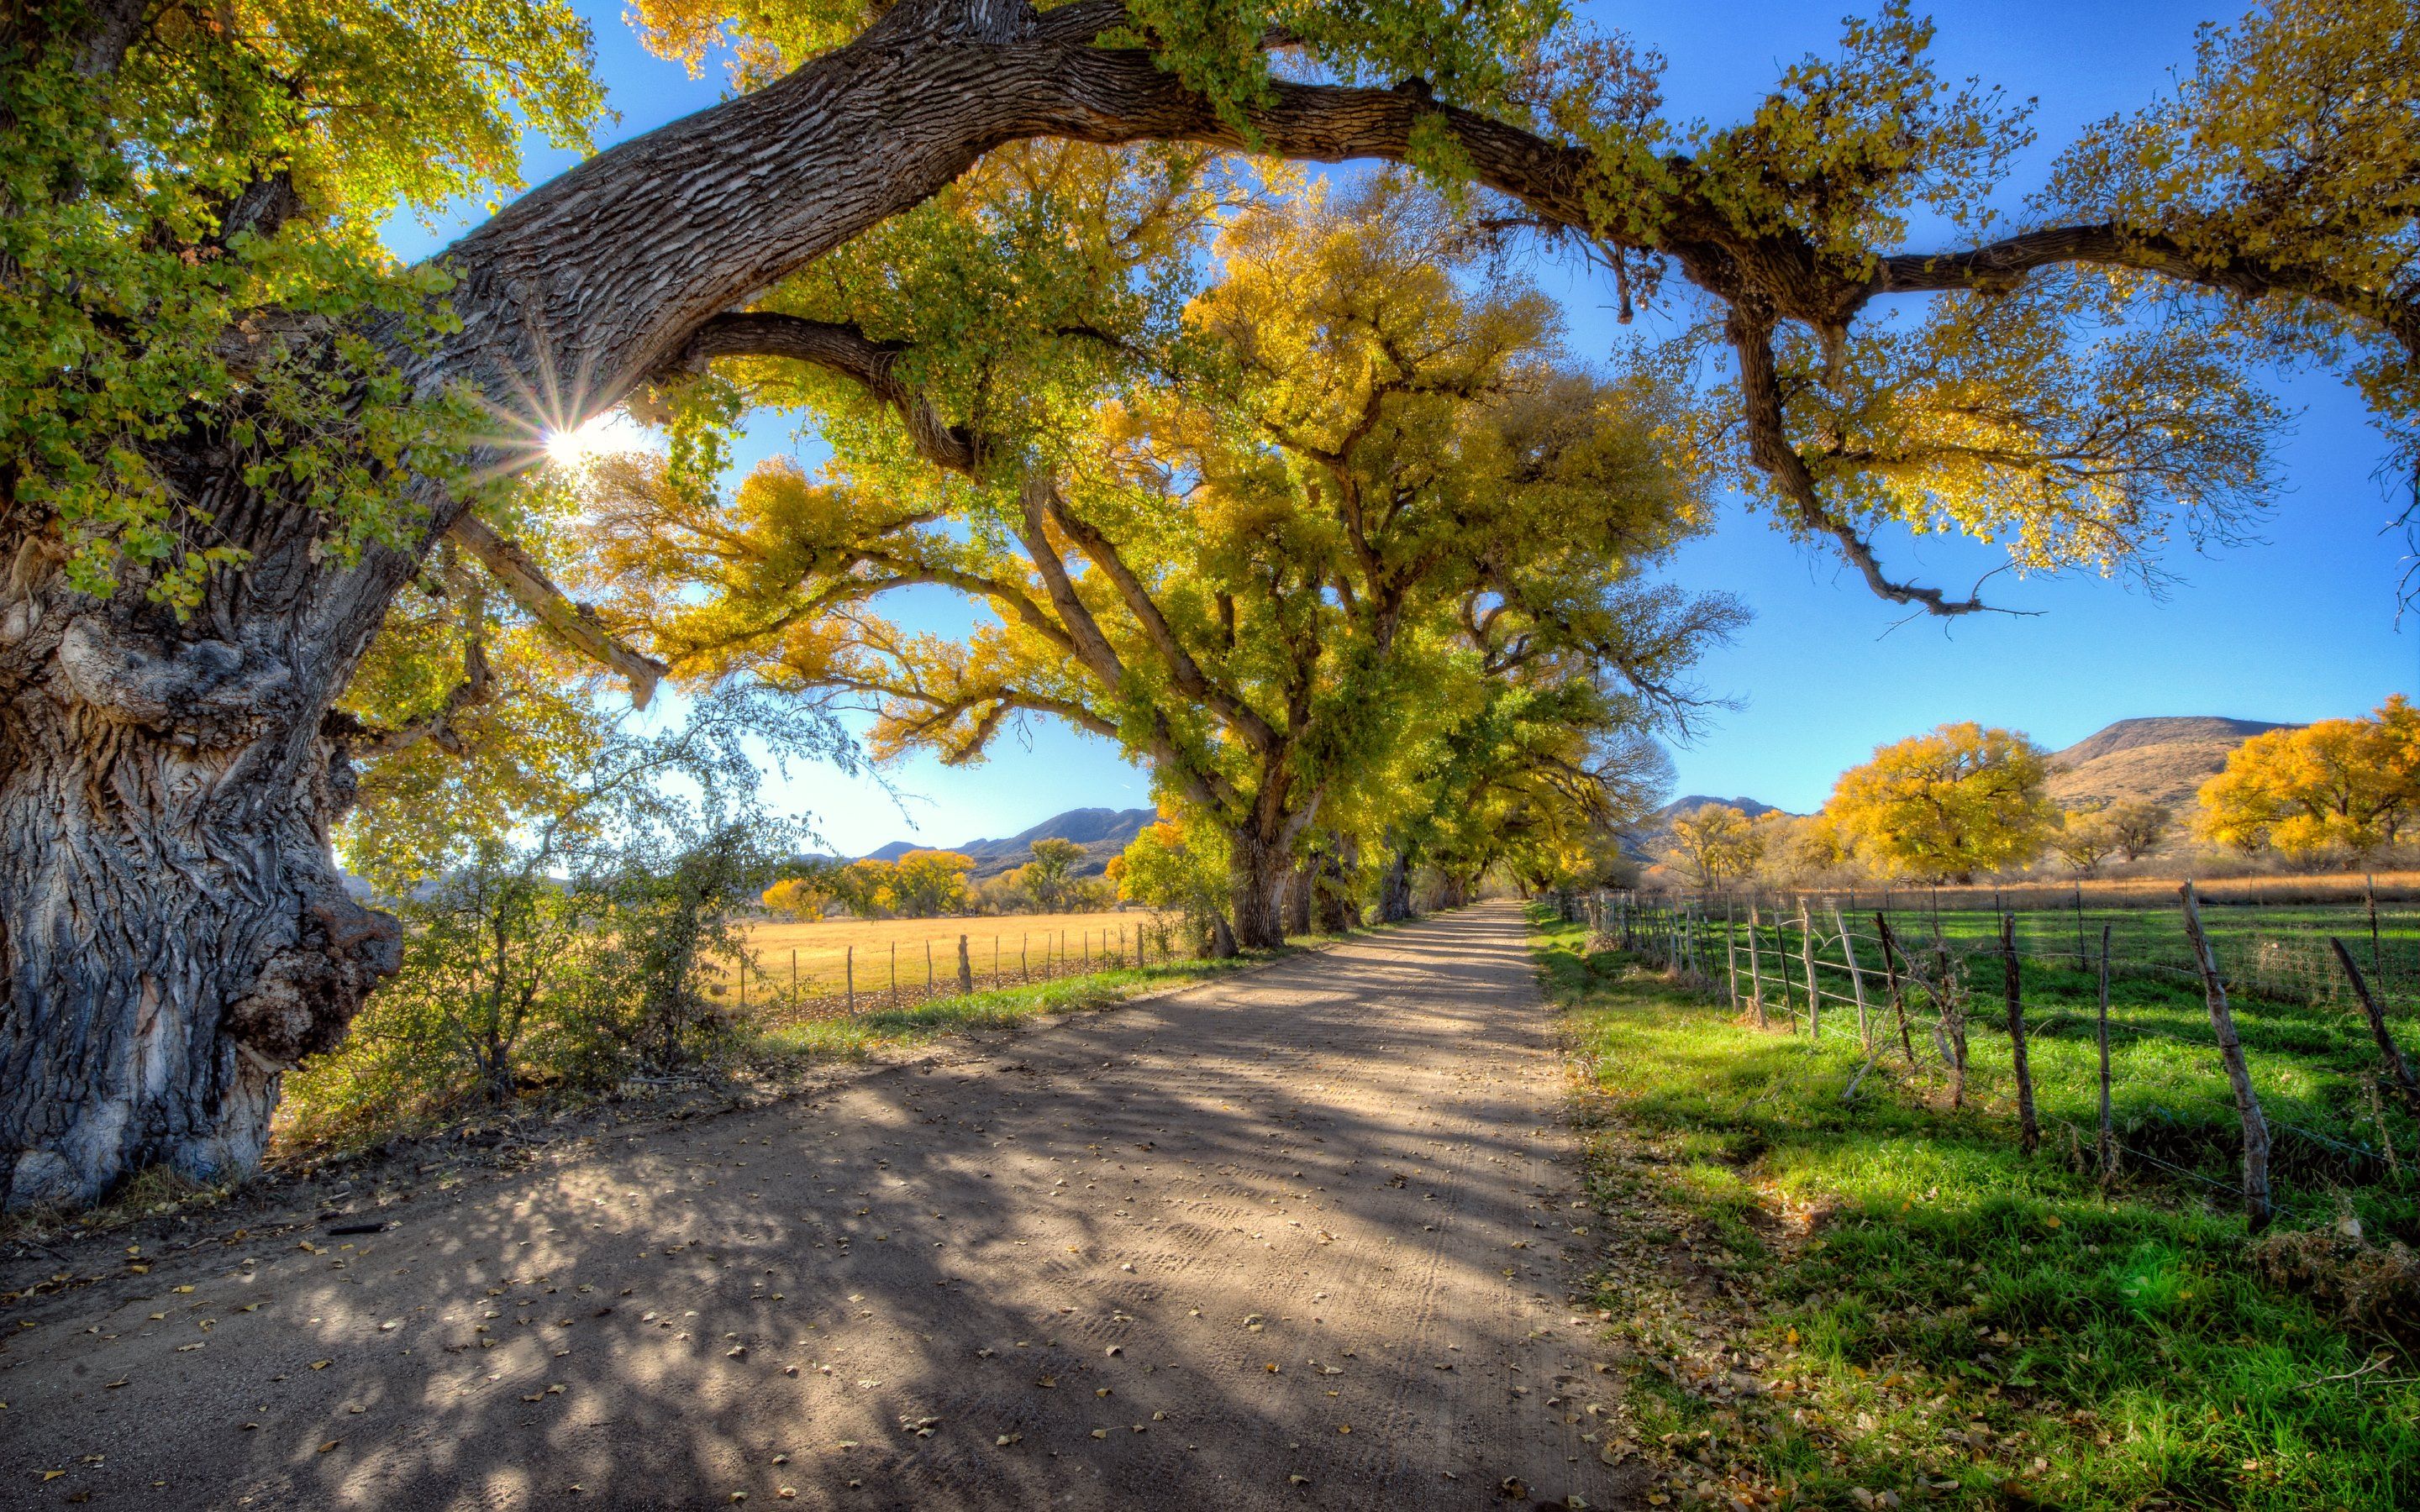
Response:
[[392, 0, 2415, 852]]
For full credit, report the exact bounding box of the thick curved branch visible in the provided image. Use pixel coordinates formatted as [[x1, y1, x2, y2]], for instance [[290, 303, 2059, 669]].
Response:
[[1726, 310, 1988, 617], [1039, 491, 1283, 755], [657, 313, 986, 474], [445, 515, 667, 704], [1881, 223, 2420, 364]]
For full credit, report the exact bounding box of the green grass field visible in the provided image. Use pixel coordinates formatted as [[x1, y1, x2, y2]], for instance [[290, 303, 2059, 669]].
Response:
[[1537, 910, 2420, 1510]]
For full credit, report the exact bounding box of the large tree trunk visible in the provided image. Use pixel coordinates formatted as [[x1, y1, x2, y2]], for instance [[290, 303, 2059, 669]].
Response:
[[1228, 826, 1294, 951], [1285, 857, 1314, 935], [1313, 833, 1359, 932], [1377, 836, 1416, 923], [0, 521, 406, 1208]]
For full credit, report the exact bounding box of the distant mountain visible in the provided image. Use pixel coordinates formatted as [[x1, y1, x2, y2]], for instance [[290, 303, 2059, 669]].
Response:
[[1654, 795, 1785, 822], [2046, 716, 2298, 817], [1621, 795, 1791, 863], [858, 806, 1158, 880]]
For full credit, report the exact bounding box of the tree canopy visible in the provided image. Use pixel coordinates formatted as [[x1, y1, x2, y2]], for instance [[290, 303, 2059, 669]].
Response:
[[7, 0, 2417, 1208], [1823, 721, 2056, 883]]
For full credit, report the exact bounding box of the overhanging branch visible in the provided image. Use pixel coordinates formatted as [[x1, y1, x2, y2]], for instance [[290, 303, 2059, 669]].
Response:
[[445, 515, 667, 704]]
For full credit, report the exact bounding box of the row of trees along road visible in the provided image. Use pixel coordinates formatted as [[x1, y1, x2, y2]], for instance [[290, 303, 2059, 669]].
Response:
[[4, 0, 2414, 1206], [585, 168, 1723, 950]]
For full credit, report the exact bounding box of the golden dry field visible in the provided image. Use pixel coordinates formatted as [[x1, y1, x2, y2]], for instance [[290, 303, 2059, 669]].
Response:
[[738, 909, 1161, 996]]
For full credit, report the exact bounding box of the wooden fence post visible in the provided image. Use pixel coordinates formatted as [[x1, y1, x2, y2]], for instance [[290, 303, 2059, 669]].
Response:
[[1799, 900, 1819, 1041], [1724, 901, 1740, 1012], [845, 945, 855, 1015], [2366, 874, 2384, 978], [1773, 906, 1800, 1034], [2096, 923, 2116, 1182], [2329, 937, 2420, 1124], [2003, 914, 2039, 1156], [1746, 902, 1768, 1029], [925, 939, 934, 989], [958, 934, 974, 993], [1874, 914, 1918, 1068], [791, 948, 798, 999], [2181, 882, 2273, 1231], [1021, 933, 1028, 981], [1833, 905, 1869, 1049], [890, 941, 898, 1005]]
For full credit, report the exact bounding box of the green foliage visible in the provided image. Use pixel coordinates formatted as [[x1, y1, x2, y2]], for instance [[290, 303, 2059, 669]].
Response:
[[1109, 813, 1230, 945], [2, 0, 602, 609]]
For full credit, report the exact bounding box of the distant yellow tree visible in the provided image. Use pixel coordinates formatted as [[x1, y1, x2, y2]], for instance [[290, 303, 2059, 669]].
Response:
[[835, 858, 902, 917], [1023, 837, 1086, 911], [1825, 722, 2054, 883], [2197, 697, 2420, 859], [1662, 804, 1765, 888], [760, 875, 834, 921], [2049, 806, 2122, 875], [887, 850, 976, 917], [1749, 811, 1854, 886]]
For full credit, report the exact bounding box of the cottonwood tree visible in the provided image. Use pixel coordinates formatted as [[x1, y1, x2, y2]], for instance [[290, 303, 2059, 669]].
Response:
[[2197, 696, 2420, 859], [1662, 802, 1765, 888], [5, 0, 2412, 1205], [1825, 721, 2056, 883], [592, 174, 1724, 947]]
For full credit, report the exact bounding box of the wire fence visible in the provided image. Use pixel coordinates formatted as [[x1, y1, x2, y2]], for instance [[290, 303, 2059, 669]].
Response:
[[710, 918, 1192, 1027], [1553, 883, 2420, 1232]]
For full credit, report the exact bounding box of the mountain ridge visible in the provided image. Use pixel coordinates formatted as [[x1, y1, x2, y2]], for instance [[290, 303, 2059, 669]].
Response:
[[2044, 714, 2299, 815], [859, 806, 1158, 879]]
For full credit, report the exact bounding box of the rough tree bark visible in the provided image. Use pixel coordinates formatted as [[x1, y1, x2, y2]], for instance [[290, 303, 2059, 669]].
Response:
[[1376, 835, 1416, 923], [1285, 857, 1315, 936], [1313, 833, 1360, 933]]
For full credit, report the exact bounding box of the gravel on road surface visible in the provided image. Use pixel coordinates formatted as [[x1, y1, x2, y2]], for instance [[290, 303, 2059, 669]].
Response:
[[0, 901, 1632, 1510]]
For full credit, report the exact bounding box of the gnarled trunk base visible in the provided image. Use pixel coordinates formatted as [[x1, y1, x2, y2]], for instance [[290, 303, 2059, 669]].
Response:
[[1, 596, 399, 1210]]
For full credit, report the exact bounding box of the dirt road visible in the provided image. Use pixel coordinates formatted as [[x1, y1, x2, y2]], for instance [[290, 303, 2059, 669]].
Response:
[[1, 903, 1629, 1510]]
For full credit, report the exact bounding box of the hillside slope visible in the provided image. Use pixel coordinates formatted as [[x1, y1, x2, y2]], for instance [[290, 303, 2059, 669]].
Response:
[[2045, 716, 2297, 811], [864, 806, 1155, 879]]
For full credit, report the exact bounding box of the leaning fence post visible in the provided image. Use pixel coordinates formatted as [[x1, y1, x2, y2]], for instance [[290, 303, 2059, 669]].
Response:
[[958, 933, 974, 993], [2003, 914, 2039, 1156], [1833, 905, 1870, 1049], [2330, 937, 2420, 1125], [2181, 882, 2273, 1231], [1876, 914, 1918, 1068], [2096, 923, 2117, 1182]]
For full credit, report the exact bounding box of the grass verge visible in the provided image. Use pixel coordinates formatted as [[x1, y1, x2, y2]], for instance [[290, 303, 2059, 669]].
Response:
[[1535, 910, 2420, 1511]]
